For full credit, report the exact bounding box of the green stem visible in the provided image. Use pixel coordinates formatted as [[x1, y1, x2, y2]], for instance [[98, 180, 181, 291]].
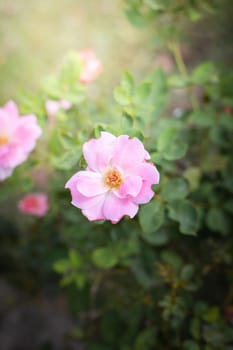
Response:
[[169, 41, 199, 111], [169, 41, 188, 77]]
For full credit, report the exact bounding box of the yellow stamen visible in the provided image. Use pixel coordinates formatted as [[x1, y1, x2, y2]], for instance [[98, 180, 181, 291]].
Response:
[[104, 169, 122, 188], [0, 135, 9, 146]]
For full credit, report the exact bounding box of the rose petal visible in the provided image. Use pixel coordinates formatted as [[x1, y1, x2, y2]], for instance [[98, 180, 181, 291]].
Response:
[[133, 183, 155, 204], [2, 101, 19, 120], [75, 171, 107, 197], [112, 135, 148, 171], [14, 115, 42, 153], [82, 195, 106, 221], [65, 172, 106, 209], [83, 132, 116, 172], [134, 162, 159, 184], [103, 192, 138, 223], [118, 175, 142, 198]]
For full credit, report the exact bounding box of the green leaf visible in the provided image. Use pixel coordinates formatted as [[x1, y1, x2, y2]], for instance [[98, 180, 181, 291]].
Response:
[[114, 86, 131, 105], [53, 259, 70, 273], [203, 306, 220, 323], [75, 274, 86, 289], [189, 110, 214, 127], [191, 62, 217, 85], [133, 81, 151, 105], [183, 167, 201, 191], [180, 264, 195, 281], [209, 126, 230, 147], [69, 250, 82, 268], [116, 238, 139, 260], [92, 247, 118, 269], [131, 261, 155, 288], [122, 71, 134, 94], [125, 7, 147, 27], [206, 208, 230, 235], [161, 178, 189, 202], [139, 200, 165, 234], [168, 200, 199, 235], [168, 74, 189, 88], [140, 227, 170, 246], [157, 127, 188, 160]]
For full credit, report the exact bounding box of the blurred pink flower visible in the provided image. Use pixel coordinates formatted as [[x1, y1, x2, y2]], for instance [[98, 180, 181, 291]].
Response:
[[0, 101, 42, 181], [18, 193, 49, 217], [65, 132, 159, 224], [45, 99, 72, 118], [79, 49, 102, 83]]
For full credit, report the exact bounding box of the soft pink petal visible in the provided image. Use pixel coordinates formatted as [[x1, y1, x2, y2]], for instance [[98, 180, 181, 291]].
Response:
[[117, 175, 142, 198], [133, 183, 155, 204], [112, 136, 148, 171], [65, 172, 106, 209], [82, 195, 106, 221], [66, 172, 106, 221], [0, 144, 27, 168], [14, 115, 42, 153], [2, 101, 19, 120], [0, 101, 41, 181], [83, 132, 116, 172], [103, 192, 138, 223], [75, 171, 107, 197], [134, 162, 160, 184], [45, 100, 60, 116], [0, 110, 17, 135]]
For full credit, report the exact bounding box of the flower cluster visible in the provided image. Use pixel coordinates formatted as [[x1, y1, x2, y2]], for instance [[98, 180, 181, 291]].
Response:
[[66, 132, 159, 223], [2, 53, 159, 225], [0, 101, 42, 181]]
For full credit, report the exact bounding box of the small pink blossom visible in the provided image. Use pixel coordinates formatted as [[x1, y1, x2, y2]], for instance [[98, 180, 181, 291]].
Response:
[[45, 99, 72, 118], [0, 101, 42, 181], [78, 49, 102, 83], [18, 193, 49, 217], [65, 132, 160, 224]]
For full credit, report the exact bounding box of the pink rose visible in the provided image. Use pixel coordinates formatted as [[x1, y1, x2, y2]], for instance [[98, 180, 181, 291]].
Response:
[[65, 132, 160, 224], [18, 193, 49, 217], [79, 49, 102, 83], [0, 101, 42, 181]]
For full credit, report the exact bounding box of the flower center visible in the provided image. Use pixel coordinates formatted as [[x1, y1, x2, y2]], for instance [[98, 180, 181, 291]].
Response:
[[104, 169, 122, 188], [0, 135, 9, 146]]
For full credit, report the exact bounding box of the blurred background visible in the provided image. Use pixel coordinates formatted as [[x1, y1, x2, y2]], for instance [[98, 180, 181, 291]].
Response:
[[1, 0, 232, 103], [0, 0, 153, 103]]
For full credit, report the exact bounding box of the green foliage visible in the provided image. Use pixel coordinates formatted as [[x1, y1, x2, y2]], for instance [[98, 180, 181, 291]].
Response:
[[1, 1, 233, 349], [139, 200, 165, 234]]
